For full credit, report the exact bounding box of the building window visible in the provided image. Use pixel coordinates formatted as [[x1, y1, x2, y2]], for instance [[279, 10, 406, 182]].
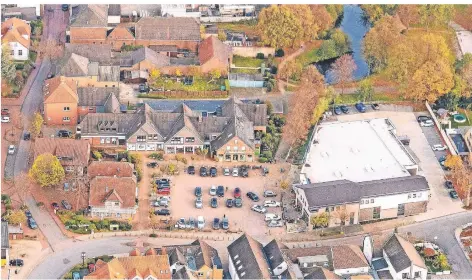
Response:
[[418, 193, 422, 197], [89, 107, 94, 111], [137, 136, 146, 142], [64, 106, 70, 111], [106, 138, 110, 144], [11, 50, 14, 55], [111, 138, 117, 144], [240, 154, 246, 161], [397, 203, 405, 216], [234, 139, 238, 144], [18, 50, 23, 56], [402, 273, 409, 279], [373, 207, 381, 219], [365, 200, 369, 204], [63, 117, 70, 122], [100, 138, 105, 144], [170, 137, 183, 144], [414, 271, 421, 278], [185, 137, 195, 143], [370, 198, 374, 203], [114, 202, 119, 206], [226, 146, 230, 150], [197, 272, 204, 277], [242, 146, 246, 151], [225, 154, 231, 161], [234, 146, 238, 151], [408, 194, 412, 199], [360, 200, 364, 204], [413, 194, 417, 198]]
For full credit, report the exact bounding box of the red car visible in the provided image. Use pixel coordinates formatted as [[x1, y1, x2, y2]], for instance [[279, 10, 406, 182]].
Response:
[[51, 202, 60, 210], [234, 187, 241, 198], [1, 108, 9, 116], [157, 188, 170, 195]]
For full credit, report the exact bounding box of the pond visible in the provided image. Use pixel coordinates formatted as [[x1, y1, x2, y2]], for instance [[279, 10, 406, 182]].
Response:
[[317, 5, 371, 84]]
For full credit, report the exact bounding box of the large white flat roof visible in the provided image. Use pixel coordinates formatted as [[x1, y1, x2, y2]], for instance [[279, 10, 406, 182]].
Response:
[[301, 118, 417, 184]]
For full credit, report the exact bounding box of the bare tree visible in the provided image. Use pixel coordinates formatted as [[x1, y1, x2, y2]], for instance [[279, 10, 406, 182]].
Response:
[[37, 39, 63, 60], [330, 54, 357, 94]]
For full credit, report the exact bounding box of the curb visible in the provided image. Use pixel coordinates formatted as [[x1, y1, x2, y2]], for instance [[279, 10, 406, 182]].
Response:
[[455, 226, 472, 265]]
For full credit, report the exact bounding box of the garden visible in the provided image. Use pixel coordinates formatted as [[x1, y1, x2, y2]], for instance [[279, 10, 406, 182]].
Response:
[[63, 255, 114, 279], [460, 224, 472, 261], [258, 110, 286, 163], [415, 242, 452, 274], [57, 210, 132, 234], [1, 48, 38, 97]]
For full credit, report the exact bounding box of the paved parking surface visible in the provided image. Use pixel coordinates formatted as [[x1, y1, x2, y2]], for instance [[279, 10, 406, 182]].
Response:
[[336, 110, 464, 220], [414, 112, 448, 162]]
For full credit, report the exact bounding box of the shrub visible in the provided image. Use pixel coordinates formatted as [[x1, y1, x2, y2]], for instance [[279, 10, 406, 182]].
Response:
[[136, 167, 143, 182], [174, 154, 188, 164], [37, 202, 44, 207], [128, 153, 142, 164], [259, 157, 268, 163], [15, 63, 25, 70], [271, 66, 278, 74], [256, 53, 265, 59], [92, 151, 102, 160], [275, 49, 285, 57], [149, 152, 164, 160], [1, 194, 11, 204], [262, 151, 273, 159], [149, 233, 158, 238]]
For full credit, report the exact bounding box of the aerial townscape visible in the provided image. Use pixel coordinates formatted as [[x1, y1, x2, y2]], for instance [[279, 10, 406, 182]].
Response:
[[1, 2, 472, 280]]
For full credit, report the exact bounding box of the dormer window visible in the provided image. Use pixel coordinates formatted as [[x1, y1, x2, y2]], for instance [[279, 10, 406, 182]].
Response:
[[137, 136, 146, 142]]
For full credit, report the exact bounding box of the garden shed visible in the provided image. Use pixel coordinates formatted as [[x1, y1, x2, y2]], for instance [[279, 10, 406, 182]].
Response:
[[228, 73, 264, 88]]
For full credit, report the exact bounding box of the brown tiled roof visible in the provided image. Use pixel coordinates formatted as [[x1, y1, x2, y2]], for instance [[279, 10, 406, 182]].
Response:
[[60, 53, 90, 77], [64, 43, 113, 64], [332, 245, 368, 270], [34, 138, 90, 167], [1, 18, 31, 48], [89, 176, 136, 208], [70, 27, 108, 41], [44, 76, 78, 104], [71, 5, 108, 27], [198, 36, 231, 66], [87, 161, 134, 179], [107, 25, 135, 40], [135, 17, 201, 41]]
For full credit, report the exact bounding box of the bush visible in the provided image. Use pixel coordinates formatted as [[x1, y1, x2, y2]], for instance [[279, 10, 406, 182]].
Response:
[[15, 63, 25, 70], [256, 53, 265, 59], [1, 194, 11, 204], [271, 66, 278, 75], [174, 154, 188, 164], [275, 49, 285, 57], [259, 157, 268, 163], [262, 151, 273, 159], [149, 233, 157, 238], [136, 167, 143, 182], [37, 202, 44, 207], [128, 153, 142, 164], [92, 151, 102, 160], [149, 152, 164, 160]]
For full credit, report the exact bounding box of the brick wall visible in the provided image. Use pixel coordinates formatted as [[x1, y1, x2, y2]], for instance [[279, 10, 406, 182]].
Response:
[[405, 201, 428, 216], [359, 208, 373, 222]]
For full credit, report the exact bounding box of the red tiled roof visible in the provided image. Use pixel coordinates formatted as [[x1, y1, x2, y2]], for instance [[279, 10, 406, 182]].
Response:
[[89, 176, 136, 208], [34, 138, 90, 167], [87, 161, 135, 179], [198, 36, 231, 66]]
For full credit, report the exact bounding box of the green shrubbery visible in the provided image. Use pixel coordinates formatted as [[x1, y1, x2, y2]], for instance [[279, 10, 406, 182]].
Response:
[[58, 210, 132, 234]]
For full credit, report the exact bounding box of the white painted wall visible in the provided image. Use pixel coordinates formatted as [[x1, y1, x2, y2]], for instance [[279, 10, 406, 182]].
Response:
[[334, 266, 369, 276], [8, 42, 29, 60], [228, 256, 240, 280], [272, 261, 288, 276], [107, 15, 120, 24], [359, 191, 429, 210]]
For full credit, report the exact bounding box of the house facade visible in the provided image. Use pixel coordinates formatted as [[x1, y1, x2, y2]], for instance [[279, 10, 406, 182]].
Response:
[[1, 17, 30, 60], [294, 176, 430, 229], [43, 76, 79, 125]]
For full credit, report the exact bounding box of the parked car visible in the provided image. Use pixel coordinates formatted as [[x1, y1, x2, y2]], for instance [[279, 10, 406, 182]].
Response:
[[23, 132, 31, 141], [210, 167, 217, 177], [154, 197, 169, 207], [340, 105, 350, 114], [265, 213, 282, 221], [212, 218, 220, 230], [223, 167, 230, 176], [1, 108, 9, 115], [200, 166, 208, 177], [420, 120, 434, 127], [232, 167, 239, 177], [234, 197, 242, 208], [61, 200, 72, 210], [210, 197, 218, 208], [194, 186, 202, 197], [28, 217, 38, 229], [221, 216, 229, 230], [188, 217, 195, 229], [51, 202, 60, 210], [8, 145, 15, 155], [187, 166, 195, 175], [355, 102, 366, 113], [139, 84, 149, 93], [155, 209, 170, 216], [57, 130, 72, 138], [157, 188, 170, 195], [147, 162, 158, 168], [233, 187, 241, 198], [25, 210, 32, 218], [267, 220, 284, 227], [9, 259, 24, 266], [371, 103, 380, 110], [61, 4, 69, 11], [195, 197, 203, 209], [239, 166, 249, 177], [1, 116, 10, 123], [156, 178, 171, 187], [176, 218, 186, 229], [333, 106, 342, 115], [247, 192, 259, 202], [251, 205, 267, 214], [263, 190, 277, 197], [226, 198, 233, 208], [217, 185, 224, 197], [445, 180, 454, 189], [449, 190, 459, 199], [432, 144, 447, 151], [264, 200, 281, 207], [209, 185, 217, 196], [197, 216, 205, 229], [417, 115, 432, 123]]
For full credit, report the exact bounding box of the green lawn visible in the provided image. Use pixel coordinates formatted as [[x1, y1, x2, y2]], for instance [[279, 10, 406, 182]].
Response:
[[337, 93, 406, 104], [151, 77, 223, 92], [216, 20, 259, 36], [448, 110, 472, 128], [232, 55, 265, 68], [230, 68, 261, 74]]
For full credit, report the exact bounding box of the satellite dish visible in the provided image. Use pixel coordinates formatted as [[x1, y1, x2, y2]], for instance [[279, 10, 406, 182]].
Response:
[[362, 235, 373, 265]]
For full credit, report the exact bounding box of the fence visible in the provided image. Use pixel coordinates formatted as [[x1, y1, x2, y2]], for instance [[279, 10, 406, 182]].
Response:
[[425, 101, 457, 156]]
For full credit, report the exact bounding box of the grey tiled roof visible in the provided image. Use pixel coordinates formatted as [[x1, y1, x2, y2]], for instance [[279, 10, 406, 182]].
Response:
[[120, 47, 170, 68], [98, 65, 120, 82], [263, 240, 286, 272], [108, 4, 121, 16], [60, 53, 90, 76], [144, 100, 225, 112], [77, 87, 120, 113], [377, 270, 393, 279], [164, 240, 220, 272], [135, 17, 201, 41], [383, 234, 426, 272], [149, 45, 178, 52], [3, 7, 37, 22], [79, 113, 141, 135], [297, 175, 429, 208], [119, 4, 161, 17], [227, 234, 272, 279], [64, 43, 113, 64], [71, 5, 108, 27]]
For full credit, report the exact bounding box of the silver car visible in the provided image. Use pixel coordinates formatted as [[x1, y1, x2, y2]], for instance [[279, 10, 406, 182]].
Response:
[[223, 168, 231, 176], [251, 205, 267, 214], [195, 197, 203, 209], [209, 185, 217, 196], [268, 220, 284, 227]]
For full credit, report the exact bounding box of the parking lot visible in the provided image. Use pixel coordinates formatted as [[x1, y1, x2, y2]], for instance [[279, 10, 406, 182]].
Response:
[[150, 162, 290, 236], [336, 109, 464, 220], [414, 112, 448, 162]]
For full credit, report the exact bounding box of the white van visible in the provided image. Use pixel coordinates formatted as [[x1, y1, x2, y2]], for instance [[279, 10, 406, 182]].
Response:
[[197, 216, 205, 230], [265, 213, 282, 221]]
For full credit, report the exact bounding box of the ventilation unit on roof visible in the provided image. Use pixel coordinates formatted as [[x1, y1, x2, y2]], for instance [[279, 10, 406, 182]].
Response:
[[237, 265, 243, 271]]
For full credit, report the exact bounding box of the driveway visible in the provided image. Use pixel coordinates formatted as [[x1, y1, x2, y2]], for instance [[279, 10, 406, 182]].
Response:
[[336, 110, 464, 220], [414, 112, 448, 162]]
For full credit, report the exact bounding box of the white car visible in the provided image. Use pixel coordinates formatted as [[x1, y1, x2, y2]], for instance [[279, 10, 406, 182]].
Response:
[[264, 200, 281, 207], [176, 218, 186, 229], [209, 185, 217, 196], [8, 145, 15, 155], [263, 190, 277, 197], [267, 220, 284, 227], [432, 144, 447, 151], [420, 120, 434, 127], [197, 216, 205, 230], [1, 116, 10, 123], [223, 168, 230, 176], [251, 205, 267, 214], [232, 167, 239, 177], [195, 197, 203, 209], [264, 213, 282, 221]]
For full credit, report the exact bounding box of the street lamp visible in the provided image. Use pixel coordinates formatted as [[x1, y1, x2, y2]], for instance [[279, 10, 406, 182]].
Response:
[[81, 252, 86, 268]]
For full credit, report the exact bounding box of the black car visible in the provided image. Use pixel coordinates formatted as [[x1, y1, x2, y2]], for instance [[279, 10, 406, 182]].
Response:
[[147, 162, 158, 168], [10, 259, 24, 266], [28, 217, 38, 229], [212, 218, 220, 229], [156, 178, 170, 187], [445, 180, 454, 189], [195, 186, 202, 197], [210, 167, 217, 177], [57, 130, 72, 138], [61, 4, 69, 11], [340, 105, 349, 114], [226, 198, 234, 208], [200, 166, 208, 177], [23, 132, 31, 141], [25, 210, 32, 218], [371, 103, 380, 110], [139, 84, 149, 93], [155, 209, 171, 216], [333, 106, 342, 115], [221, 216, 229, 230], [239, 166, 249, 177], [210, 198, 218, 208], [449, 190, 459, 199], [247, 192, 259, 202], [188, 166, 195, 175], [234, 197, 242, 208], [217, 185, 224, 197], [417, 115, 432, 123]]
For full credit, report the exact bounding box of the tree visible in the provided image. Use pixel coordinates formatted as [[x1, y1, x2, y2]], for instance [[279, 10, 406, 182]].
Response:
[[280, 60, 303, 83], [418, 4, 454, 30], [356, 79, 374, 102], [361, 5, 398, 24], [217, 30, 227, 41], [31, 112, 43, 138], [330, 29, 349, 55], [29, 153, 65, 187], [14, 71, 25, 88], [1, 80, 12, 97], [407, 60, 454, 102], [175, 69, 182, 77], [257, 5, 303, 48], [209, 69, 221, 83], [334, 206, 349, 227], [435, 253, 449, 270], [317, 40, 337, 60], [188, 66, 201, 78], [37, 39, 63, 60], [5, 210, 27, 226], [330, 54, 357, 94], [286, 5, 317, 43], [200, 25, 205, 39], [92, 151, 103, 160], [397, 5, 420, 29], [1, 44, 16, 81], [148, 68, 161, 85], [311, 5, 334, 37], [310, 212, 330, 229]]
